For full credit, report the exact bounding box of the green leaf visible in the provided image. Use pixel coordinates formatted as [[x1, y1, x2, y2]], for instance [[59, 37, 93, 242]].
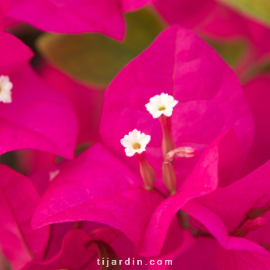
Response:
[[218, 0, 270, 27], [36, 8, 165, 87], [206, 38, 246, 68], [242, 58, 270, 83]]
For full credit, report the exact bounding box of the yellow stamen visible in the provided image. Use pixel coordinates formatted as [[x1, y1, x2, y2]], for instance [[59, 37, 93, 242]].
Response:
[[133, 142, 141, 150], [159, 106, 166, 111]]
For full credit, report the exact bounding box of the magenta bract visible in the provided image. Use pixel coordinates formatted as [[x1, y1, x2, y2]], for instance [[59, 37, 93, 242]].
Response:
[[180, 158, 270, 268], [23, 228, 133, 270], [0, 165, 49, 270], [240, 75, 270, 176], [0, 32, 33, 74], [5, 0, 153, 40], [32, 25, 254, 258], [99, 25, 253, 185], [155, 0, 270, 63], [40, 65, 104, 144], [32, 129, 237, 257], [0, 66, 78, 158], [0, 32, 78, 158]]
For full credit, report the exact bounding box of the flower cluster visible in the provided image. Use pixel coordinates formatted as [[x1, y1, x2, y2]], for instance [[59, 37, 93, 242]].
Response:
[[0, 1, 270, 270]]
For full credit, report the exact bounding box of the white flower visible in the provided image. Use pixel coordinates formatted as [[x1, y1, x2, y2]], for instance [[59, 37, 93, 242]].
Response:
[[0, 75, 12, 103], [145, 93, 178, 118], [120, 129, 151, 157]]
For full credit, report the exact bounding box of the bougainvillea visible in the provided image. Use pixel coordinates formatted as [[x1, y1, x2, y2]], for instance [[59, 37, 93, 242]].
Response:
[[0, 1, 270, 269], [29, 25, 253, 266], [179, 158, 270, 269]]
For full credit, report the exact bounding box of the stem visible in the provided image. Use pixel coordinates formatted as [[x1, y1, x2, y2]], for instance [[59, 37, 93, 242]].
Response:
[[159, 115, 174, 159]]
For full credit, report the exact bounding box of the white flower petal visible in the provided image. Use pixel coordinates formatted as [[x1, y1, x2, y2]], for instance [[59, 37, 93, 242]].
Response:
[[124, 134, 133, 142], [153, 110, 163, 118], [145, 103, 155, 110], [0, 75, 12, 103], [149, 95, 160, 103], [160, 93, 167, 99], [120, 138, 131, 147], [163, 108, 173, 117], [137, 149, 145, 154], [139, 134, 151, 145], [145, 93, 178, 118], [120, 129, 151, 157], [170, 100, 178, 107], [132, 129, 140, 141], [167, 96, 175, 103], [125, 147, 136, 157]]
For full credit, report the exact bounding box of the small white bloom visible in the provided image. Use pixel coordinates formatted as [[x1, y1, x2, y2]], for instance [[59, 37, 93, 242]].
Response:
[[0, 75, 12, 103], [145, 93, 178, 118], [120, 129, 151, 157]]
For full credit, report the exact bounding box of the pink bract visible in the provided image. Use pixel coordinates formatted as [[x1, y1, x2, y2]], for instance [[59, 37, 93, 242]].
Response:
[[23, 228, 138, 270], [5, 0, 153, 40], [121, 0, 154, 12], [179, 158, 270, 268], [194, 159, 270, 235], [40, 65, 104, 144], [25, 224, 194, 269], [154, 0, 215, 30], [154, 0, 270, 63], [0, 32, 78, 158], [180, 202, 270, 269], [0, 32, 33, 74], [170, 230, 270, 269], [0, 66, 78, 158], [32, 26, 253, 257], [99, 25, 253, 185], [32, 129, 236, 257], [0, 164, 49, 270], [239, 75, 270, 177]]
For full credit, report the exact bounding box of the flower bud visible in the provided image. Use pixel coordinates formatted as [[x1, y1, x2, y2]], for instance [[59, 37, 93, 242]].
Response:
[[159, 114, 174, 159], [231, 217, 266, 237], [162, 161, 177, 195], [136, 152, 156, 189], [165, 147, 196, 163]]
